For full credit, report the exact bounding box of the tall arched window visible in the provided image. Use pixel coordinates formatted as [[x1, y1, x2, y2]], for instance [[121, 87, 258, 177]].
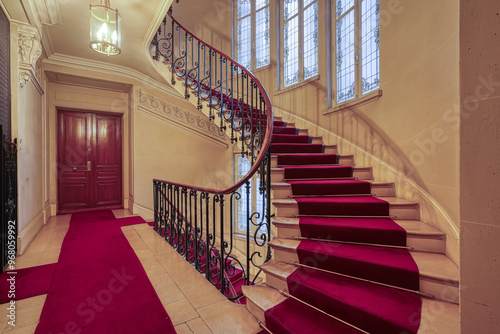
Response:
[[235, 0, 271, 70], [335, 0, 379, 104], [281, 0, 319, 87]]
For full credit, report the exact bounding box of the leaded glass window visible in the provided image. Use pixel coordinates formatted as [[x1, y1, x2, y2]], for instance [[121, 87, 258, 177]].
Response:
[[335, 0, 379, 104], [236, 0, 270, 70], [282, 0, 319, 87], [235, 156, 264, 233]]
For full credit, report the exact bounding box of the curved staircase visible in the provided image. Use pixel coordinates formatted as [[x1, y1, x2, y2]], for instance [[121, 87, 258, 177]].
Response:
[[242, 118, 460, 333]]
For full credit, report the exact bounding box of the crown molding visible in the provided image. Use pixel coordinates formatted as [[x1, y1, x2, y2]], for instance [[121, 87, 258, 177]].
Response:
[[43, 53, 180, 98]]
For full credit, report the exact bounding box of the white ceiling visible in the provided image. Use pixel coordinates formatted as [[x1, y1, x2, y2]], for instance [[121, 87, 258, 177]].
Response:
[[1, 0, 174, 83]]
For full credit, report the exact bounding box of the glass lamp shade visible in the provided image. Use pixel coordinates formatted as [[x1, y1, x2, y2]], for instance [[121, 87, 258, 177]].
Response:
[[89, 1, 121, 56]]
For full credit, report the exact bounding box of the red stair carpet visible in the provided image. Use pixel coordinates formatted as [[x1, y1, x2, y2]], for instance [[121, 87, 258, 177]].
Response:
[[0, 263, 56, 303], [35, 211, 176, 334], [263, 120, 422, 334]]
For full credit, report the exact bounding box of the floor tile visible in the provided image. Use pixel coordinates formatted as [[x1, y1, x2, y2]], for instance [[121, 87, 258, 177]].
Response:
[[174, 323, 193, 334], [187, 317, 213, 334], [156, 283, 186, 306], [163, 299, 199, 326], [197, 300, 261, 334]]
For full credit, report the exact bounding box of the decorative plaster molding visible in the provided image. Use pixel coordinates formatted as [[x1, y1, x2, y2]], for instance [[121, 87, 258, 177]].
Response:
[[138, 90, 228, 148], [18, 25, 43, 92], [29, 0, 62, 26], [44, 53, 180, 98]]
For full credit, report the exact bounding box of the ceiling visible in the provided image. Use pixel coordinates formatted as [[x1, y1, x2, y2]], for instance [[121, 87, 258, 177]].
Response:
[[1, 0, 174, 83]]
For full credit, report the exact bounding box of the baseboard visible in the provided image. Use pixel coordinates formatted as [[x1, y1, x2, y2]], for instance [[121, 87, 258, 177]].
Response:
[[132, 203, 154, 221], [50, 204, 57, 217], [17, 211, 45, 255], [43, 202, 51, 223]]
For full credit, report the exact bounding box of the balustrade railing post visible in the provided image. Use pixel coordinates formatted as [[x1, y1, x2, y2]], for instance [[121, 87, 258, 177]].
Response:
[[245, 180, 251, 286], [219, 194, 225, 295]]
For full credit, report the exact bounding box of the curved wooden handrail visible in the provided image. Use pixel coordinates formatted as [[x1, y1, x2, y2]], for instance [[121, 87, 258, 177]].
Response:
[[153, 13, 273, 195]]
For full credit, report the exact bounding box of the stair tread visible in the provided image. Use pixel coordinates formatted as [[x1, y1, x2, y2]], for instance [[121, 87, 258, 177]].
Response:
[[272, 218, 445, 238], [241, 284, 286, 312], [260, 259, 296, 279], [272, 196, 417, 205], [271, 180, 392, 187], [269, 237, 459, 284], [244, 281, 459, 334], [411, 252, 459, 284]]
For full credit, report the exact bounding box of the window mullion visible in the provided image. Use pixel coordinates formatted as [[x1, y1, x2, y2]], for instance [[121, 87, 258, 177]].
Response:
[[298, 0, 304, 82], [252, 3, 256, 69], [354, 0, 362, 99]]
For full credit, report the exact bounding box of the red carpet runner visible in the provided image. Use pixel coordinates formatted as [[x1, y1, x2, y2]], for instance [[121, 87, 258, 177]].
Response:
[[0, 264, 56, 303], [35, 211, 176, 334], [263, 120, 422, 334]]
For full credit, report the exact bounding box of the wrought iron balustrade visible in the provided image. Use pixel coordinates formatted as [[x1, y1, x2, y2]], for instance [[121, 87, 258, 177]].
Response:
[[1, 125, 17, 273], [150, 8, 273, 302]]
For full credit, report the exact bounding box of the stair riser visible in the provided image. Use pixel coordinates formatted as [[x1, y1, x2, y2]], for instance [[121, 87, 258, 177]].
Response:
[[246, 299, 266, 323], [371, 184, 396, 197], [271, 183, 395, 199], [269, 247, 457, 303], [273, 223, 446, 254], [271, 154, 353, 168], [421, 279, 459, 304], [272, 202, 420, 220], [271, 168, 372, 182]]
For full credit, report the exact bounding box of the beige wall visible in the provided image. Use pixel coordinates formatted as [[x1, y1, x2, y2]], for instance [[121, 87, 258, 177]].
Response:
[[8, 21, 48, 254], [132, 87, 234, 219], [16, 72, 45, 254], [460, 1, 500, 332]]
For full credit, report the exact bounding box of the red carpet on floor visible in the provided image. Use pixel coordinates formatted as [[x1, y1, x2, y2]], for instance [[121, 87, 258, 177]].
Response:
[[35, 211, 176, 334], [0, 263, 57, 303]]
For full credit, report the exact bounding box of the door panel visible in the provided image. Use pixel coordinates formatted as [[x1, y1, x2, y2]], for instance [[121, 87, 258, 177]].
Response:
[[57, 112, 91, 210], [94, 115, 122, 207], [57, 110, 122, 212]]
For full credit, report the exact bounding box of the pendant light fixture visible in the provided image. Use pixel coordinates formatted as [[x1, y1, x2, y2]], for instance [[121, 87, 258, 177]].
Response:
[[89, 0, 121, 56]]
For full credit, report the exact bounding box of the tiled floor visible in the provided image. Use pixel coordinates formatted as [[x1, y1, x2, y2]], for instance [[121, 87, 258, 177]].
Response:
[[1, 210, 261, 334]]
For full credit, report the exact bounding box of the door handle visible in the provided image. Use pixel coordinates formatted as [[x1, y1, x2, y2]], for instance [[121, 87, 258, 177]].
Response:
[[73, 167, 77, 172], [87, 161, 92, 171]]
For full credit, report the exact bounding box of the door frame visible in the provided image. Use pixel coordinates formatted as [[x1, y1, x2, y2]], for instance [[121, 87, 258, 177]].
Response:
[[56, 107, 125, 214]]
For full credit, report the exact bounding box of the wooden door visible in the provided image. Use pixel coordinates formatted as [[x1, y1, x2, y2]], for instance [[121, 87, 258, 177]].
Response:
[[57, 110, 122, 213]]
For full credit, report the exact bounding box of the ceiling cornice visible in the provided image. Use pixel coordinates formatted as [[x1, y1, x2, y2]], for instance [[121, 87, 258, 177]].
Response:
[[44, 53, 180, 98]]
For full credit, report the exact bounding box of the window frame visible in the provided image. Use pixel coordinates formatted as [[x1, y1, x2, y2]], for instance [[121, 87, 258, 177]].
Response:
[[234, 0, 271, 71], [279, 0, 319, 88], [332, 0, 380, 107]]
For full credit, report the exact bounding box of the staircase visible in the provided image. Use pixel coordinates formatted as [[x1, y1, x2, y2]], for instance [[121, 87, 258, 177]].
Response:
[[242, 118, 460, 333], [148, 7, 460, 333]]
